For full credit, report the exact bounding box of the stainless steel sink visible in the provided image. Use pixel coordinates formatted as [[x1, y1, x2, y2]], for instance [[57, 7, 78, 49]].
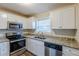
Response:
[[34, 36, 46, 39]]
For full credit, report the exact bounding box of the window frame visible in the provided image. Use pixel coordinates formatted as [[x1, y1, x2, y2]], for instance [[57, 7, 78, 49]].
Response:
[[35, 16, 52, 32]]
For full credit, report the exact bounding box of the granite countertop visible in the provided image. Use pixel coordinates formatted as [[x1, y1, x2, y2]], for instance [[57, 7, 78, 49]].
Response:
[[25, 35, 79, 49], [0, 37, 9, 43], [44, 37, 79, 49]]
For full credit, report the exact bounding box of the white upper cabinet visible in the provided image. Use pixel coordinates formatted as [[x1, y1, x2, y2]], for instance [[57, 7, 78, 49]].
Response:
[[0, 10, 35, 29], [7, 13, 29, 29], [17, 16, 36, 29], [76, 4, 79, 29], [0, 12, 7, 29], [15, 16, 28, 29], [51, 6, 76, 29], [62, 6, 76, 29], [50, 9, 62, 29], [24, 17, 36, 29], [7, 13, 17, 22], [22, 18, 29, 29]]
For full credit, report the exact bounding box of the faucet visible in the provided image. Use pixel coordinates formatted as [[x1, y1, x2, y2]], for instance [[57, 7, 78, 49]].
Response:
[[39, 32, 46, 39], [35, 32, 46, 39]]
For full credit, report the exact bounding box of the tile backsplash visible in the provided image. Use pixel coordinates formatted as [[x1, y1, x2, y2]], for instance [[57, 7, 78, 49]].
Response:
[[52, 29, 77, 36], [33, 29, 76, 37], [0, 29, 77, 38]]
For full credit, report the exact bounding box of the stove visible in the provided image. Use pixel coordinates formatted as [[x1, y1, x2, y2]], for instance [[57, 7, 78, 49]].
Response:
[[6, 33, 26, 53]]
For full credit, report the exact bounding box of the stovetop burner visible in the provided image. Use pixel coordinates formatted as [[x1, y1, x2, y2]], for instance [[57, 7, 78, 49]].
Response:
[[6, 35, 26, 41]]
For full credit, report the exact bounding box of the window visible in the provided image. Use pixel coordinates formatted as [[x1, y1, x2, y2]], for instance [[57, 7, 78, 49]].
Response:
[[36, 17, 51, 32]]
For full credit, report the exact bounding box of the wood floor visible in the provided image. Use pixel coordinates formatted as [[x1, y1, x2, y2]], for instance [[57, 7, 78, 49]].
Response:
[[20, 51, 34, 56], [11, 49, 34, 56]]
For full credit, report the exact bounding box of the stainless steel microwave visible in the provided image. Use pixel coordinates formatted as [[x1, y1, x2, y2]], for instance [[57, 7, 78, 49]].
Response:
[[8, 22, 23, 30]]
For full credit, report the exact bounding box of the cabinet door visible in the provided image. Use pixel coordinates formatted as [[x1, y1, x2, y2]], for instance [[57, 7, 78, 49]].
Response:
[[26, 38, 28, 50], [0, 12, 7, 29], [30, 39, 44, 56], [7, 13, 17, 22], [0, 42, 9, 56], [22, 17, 35, 29], [75, 4, 79, 42], [26, 39, 44, 56], [21, 17, 34, 29], [25, 17, 35, 29], [62, 6, 76, 29], [23, 19, 31, 29], [14, 15, 23, 23], [26, 38, 32, 52], [26, 39, 36, 53], [76, 4, 79, 29], [51, 6, 76, 29], [26, 38, 36, 53], [31, 17, 36, 29], [51, 10, 62, 29], [34, 42, 44, 56]]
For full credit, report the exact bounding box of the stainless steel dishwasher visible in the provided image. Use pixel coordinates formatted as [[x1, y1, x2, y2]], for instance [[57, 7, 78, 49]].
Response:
[[44, 42, 62, 56]]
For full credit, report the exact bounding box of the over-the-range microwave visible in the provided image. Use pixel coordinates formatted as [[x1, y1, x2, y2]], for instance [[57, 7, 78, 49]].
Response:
[[8, 22, 23, 30]]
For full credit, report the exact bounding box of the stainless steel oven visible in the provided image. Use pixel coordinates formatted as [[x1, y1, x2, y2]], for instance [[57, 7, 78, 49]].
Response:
[[10, 39, 25, 53], [6, 32, 26, 54]]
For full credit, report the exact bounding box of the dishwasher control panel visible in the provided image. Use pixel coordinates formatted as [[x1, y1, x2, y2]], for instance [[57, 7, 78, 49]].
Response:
[[44, 42, 62, 56]]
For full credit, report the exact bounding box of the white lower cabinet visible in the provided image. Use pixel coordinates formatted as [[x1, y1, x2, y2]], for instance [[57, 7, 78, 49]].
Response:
[[0, 42, 9, 56], [26, 38, 32, 52], [62, 46, 79, 56], [26, 38, 45, 56]]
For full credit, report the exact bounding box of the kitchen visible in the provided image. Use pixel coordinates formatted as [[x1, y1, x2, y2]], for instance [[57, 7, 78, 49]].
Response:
[[0, 3, 79, 56]]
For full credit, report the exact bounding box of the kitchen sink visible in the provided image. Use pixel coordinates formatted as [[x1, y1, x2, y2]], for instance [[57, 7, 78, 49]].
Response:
[[34, 36, 46, 40]]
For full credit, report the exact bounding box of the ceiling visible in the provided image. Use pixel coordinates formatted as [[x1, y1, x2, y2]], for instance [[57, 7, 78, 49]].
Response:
[[0, 3, 74, 17]]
